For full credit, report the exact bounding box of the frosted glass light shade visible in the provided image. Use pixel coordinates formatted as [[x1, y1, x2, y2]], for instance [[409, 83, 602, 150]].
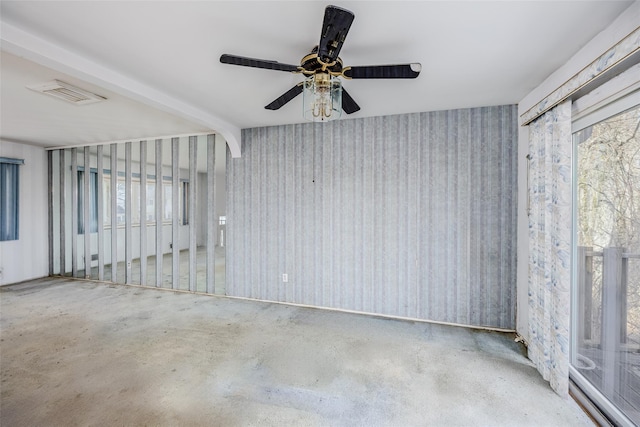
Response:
[[303, 73, 342, 122]]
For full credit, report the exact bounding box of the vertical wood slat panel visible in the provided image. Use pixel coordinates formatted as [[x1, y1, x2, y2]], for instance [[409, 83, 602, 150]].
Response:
[[110, 144, 118, 283], [59, 150, 66, 275], [230, 134, 240, 296], [206, 134, 216, 294], [506, 106, 518, 327], [155, 139, 163, 287], [83, 147, 91, 278], [171, 137, 179, 290], [140, 141, 147, 285], [70, 148, 78, 278], [228, 105, 518, 329], [125, 142, 133, 284], [48, 151, 54, 276], [188, 136, 197, 292], [97, 145, 105, 281], [227, 141, 235, 293]]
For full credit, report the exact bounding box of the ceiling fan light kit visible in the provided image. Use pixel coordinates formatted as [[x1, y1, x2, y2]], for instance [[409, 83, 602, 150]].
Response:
[[303, 73, 342, 122], [220, 5, 420, 122]]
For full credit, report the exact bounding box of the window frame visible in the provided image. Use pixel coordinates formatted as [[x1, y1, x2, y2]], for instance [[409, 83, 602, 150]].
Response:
[[97, 169, 188, 229], [77, 168, 99, 234], [0, 157, 24, 242], [570, 88, 640, 427]]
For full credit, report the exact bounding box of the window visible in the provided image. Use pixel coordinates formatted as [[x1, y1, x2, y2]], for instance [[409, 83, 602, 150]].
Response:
[[101, 172, 185, 227], [572, 93, 639, 425], [181, 181, 189, 225], [77, 169, 98, 234], [129, 179, 159, 224], [0, 158, 23, 241], [145, 182, 156, 222], [163, 182, 172, 222]]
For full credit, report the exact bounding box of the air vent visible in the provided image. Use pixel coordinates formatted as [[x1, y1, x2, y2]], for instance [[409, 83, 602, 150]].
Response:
[[26, 80, 106, 105]]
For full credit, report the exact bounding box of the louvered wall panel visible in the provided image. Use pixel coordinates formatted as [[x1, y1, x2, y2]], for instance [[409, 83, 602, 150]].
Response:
[[227, 105, 517, 329]]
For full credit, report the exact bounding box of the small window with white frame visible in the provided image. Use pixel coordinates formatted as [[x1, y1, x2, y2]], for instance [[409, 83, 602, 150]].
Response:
[[0, 157, 24, 241]]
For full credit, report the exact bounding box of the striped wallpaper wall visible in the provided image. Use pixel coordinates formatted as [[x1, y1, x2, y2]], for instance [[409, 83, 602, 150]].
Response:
[[227, 105, 517, 329]]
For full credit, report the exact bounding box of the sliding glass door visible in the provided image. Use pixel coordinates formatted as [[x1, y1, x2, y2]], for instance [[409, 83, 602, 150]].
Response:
[[572, 93, 639, 425]]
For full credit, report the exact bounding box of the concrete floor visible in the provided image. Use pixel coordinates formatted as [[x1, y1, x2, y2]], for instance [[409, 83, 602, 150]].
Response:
[[76, 246, 226, 294], [1, 277, 593, 426]]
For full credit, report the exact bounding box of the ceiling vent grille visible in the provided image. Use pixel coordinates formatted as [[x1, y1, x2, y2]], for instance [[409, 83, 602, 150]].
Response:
[[27, 80, 107, 105]]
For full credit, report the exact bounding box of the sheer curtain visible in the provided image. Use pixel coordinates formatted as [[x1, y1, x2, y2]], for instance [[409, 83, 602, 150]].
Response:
[[527, 100, 572, 397]]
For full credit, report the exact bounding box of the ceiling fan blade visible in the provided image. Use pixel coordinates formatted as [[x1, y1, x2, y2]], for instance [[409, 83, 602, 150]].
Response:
[[341, 88, 360, 114], [220, 54, 299, 72], [317, 5, 355, 64], [265, 83, 304, 110], [344, 64, 422, 79]]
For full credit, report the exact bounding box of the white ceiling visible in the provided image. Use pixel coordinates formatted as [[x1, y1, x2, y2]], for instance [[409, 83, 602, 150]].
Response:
[[0, 1, 634, 152], [1, 52, 213, 147]]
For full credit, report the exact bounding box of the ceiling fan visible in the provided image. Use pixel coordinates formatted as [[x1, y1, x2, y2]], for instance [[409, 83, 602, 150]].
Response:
[[220, 5, 421, 121]]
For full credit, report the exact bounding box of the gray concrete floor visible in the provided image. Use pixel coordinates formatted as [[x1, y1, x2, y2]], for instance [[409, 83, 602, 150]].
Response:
[[1, 277, 593, 426], [76, 245, 226, 294]]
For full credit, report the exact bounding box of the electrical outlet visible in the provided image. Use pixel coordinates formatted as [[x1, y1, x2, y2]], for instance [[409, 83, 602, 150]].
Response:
[[282, 273, 288, 283]]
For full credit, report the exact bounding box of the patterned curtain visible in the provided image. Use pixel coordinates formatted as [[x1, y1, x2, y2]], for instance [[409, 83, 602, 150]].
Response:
[[527, 100, 572, 397]]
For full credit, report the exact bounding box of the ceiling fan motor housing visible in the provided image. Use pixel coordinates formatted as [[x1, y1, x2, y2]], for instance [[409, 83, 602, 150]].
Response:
[[301, 48, 343, 75]]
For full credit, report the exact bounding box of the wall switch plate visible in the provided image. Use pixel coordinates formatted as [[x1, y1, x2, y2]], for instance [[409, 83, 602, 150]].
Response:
[[282, 273, 288, 283]]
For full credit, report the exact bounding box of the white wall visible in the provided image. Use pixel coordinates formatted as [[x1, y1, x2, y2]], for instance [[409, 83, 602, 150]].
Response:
[[515, 1, 640, 340], [0, 141, 49, 285]]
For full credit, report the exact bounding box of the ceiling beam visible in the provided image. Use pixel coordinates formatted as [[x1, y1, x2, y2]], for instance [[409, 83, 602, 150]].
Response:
[[0, 22, 242, 157]]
